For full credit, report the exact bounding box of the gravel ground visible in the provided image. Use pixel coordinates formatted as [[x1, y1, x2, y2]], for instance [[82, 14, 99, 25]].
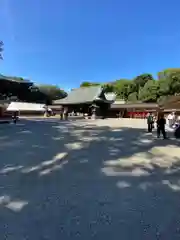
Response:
[[0, 118, 180, 239]]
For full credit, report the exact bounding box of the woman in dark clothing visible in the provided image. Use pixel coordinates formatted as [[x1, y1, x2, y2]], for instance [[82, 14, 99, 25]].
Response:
[[12, 111, 19, 124], [157, 113, 167, 139]]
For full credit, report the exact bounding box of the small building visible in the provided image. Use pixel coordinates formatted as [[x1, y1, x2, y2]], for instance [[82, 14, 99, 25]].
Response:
[[0, 75, 35, 121], [6, 102, 46, 116], [109, 101, 158, 118]]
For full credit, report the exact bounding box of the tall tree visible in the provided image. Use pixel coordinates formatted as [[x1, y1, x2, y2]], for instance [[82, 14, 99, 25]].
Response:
[[113, 79, 132, 100], [158, 69, 180, 96], [38, 84, 67, 101], [127, 92, 138, 102], [138, 80, 159, 102], [158, 68, 180, 81], [133, 73, 154, 91]]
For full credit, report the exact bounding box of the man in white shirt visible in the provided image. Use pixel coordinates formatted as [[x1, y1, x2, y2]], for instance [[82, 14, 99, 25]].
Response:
[[167, 113, 172, 127], [167, 112, 176, 127]]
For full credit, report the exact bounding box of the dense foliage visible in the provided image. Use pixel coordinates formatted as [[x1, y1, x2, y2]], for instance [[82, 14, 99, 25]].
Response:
[[80, 69, 180, 103], [2, 68, 179, 104]]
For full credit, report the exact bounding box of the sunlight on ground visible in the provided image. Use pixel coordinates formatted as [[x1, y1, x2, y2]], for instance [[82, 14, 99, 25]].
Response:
[[162, 180, 180, 191], [0, 165, 23, 174], [65, 142, 84, 150], [138, 138, 153, 144], [1, 118, 180, 209], [0, 195, 28, 212], [19, 152, 68, 175], [116, 179, 180, 192], [102, 145, 180, 178], [18, 130, 32, 134]]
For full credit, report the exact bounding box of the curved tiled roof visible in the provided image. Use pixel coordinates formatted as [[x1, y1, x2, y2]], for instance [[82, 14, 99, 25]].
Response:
[[0, 75, 32, 84], [53, 86, 103, 105]]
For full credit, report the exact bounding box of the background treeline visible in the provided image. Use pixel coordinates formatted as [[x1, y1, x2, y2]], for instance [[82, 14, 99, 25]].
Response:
[[1, 42, 180, 104], [1, 68, 180, 105], [80, 68, 180, 103]]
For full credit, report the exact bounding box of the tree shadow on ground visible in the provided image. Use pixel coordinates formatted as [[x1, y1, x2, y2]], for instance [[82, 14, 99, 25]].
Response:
[[0, 118, 180, 239]]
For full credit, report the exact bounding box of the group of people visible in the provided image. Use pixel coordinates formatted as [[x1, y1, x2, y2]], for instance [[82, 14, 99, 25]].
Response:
[[147, 111, 180, 139], [147, 112, 167, 139]]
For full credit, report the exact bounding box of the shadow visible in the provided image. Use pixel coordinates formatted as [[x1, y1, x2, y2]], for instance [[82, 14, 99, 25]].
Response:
[[0, 118, 180, 239]]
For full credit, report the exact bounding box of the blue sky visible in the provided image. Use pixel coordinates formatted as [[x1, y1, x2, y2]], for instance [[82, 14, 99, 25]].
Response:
[[1, 0, 180, 91]]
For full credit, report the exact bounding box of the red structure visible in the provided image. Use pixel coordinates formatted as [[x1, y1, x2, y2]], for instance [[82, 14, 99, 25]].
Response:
[[127, 111, 148, 119]]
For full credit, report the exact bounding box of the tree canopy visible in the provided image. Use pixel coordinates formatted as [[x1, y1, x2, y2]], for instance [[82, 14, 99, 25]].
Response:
[[37, 84, 67, 103], [1, 67, 180, 104], [78, 69, 180, 103]]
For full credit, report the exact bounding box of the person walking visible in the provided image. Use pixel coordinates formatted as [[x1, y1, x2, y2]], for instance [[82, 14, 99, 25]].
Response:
[[157, 113, 167, 139], [147, 112, 154, 132]]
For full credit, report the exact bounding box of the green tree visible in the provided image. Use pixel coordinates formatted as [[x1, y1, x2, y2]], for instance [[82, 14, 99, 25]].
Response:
[[38, 85, 67, 101], [139, 80, 159, 102], [158, 68, 180, 81], [127, 81, 138, 95], [157, 69, 180, 96], [113, 79, 132, 100], [170, 73, 180, 94], [127, 92, 138, 102], [80, 82, 100, 87], [133, 73, 154, 92], [158, 77, 170, 96], [103, 83, 115, 93]]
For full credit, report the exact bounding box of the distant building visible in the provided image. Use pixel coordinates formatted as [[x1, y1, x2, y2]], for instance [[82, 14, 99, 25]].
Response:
[[7, 102, 46, 113], [0, 75, 34, 122]]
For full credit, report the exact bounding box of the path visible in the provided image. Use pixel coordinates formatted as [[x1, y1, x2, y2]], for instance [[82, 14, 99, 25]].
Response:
[[0, 118, 180, 239]]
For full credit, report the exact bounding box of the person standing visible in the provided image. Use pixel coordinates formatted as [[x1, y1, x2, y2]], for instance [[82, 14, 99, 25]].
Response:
[[167, 112, 172, 127], [64, 107, 68, 120], [59, 105, 63, 120], [147, 113, 153, 132], [157, 113, 167, 139], [12, 111, 19, 124], [172, 111, 176, 127], [167, 111, 176, 127]]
